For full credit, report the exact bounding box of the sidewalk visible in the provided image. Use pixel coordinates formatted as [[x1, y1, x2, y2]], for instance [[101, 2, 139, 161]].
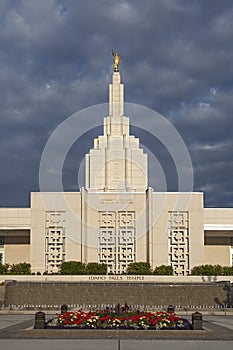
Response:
[[1, 339, 233, 350]]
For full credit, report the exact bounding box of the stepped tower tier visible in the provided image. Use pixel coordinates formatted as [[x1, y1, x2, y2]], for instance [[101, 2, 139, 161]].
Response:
[[85, 70, 148, 192]]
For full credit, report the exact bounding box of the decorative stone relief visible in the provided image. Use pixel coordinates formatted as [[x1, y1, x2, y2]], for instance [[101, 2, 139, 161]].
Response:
[[168, 211, 190, 276], [99, 212, 116, 227], [118, 211, 135, 227], [45, 211, 66, 274], [98, 211, 135, 274]]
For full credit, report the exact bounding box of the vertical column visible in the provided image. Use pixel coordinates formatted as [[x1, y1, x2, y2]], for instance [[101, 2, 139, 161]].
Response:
[[146, 187, 154, 267], [109, 72, 124, 118], [105, 146, 110, 190], [85, 154, 90, 189], [125, 147, 131, 190], [81, 187, 88, 263]]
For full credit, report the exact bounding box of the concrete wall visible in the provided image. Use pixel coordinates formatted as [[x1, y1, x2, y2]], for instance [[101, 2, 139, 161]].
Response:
[[204, 246, 230, 265], [30, 192, 82, 273], [0, 232, 30, 265], [5, 245, 30, 264], [1, 194, 233, 273], [151, 192, 204, 270], [0, 208, 31, 229], [204, 208, 233, 227]]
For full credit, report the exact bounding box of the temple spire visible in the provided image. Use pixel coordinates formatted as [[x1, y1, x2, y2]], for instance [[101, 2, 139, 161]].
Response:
[[85, 57, 148, 192], [112, 50, 121, 72], [109, 51, 123, 118]]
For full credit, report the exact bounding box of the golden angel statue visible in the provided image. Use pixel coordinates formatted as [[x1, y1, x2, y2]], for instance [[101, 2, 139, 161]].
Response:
[[112, 50, 121, 72]]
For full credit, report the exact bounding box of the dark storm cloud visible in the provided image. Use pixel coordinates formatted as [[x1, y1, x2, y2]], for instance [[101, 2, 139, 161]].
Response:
[[0, 0, 233, 207]]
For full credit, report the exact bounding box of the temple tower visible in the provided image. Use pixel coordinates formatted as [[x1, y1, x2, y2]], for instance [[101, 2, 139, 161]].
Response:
[[85, 70, 148, 192]]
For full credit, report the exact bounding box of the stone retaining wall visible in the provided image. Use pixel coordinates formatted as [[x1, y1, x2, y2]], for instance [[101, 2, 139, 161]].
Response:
[[0, 286, 5, 307], [3, 281, 230, 309]]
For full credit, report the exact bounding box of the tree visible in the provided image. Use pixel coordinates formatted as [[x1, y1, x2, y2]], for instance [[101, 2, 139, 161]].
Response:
[[153, 265, 173, 275], [59, 261, 86, 275], [85, 262, 107, 275], [127, 262, 152, 275], [9, 262, 31, 275]]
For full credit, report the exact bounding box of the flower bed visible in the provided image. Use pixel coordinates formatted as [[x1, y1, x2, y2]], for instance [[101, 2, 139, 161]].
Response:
[[46, 310, 192, 330]]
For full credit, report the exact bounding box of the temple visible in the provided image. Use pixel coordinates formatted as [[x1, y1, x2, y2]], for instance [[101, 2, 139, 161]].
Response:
[[0, 61, 233, 275]]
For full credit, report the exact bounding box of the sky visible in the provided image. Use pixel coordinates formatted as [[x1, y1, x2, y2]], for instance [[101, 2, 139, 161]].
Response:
[[0, 0, 233, 208]]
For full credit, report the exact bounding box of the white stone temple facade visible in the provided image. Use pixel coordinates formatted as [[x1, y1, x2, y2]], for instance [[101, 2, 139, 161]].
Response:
[[0, 67, 233, 275]]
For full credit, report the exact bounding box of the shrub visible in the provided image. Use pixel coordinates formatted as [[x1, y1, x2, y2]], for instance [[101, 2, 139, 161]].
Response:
[[191, 264, 233, 276], [153, 265, 173, 275], [222, 266, 233, 276], [85, 262, 107, 275], [0, 263, 10, 275], [127, 262, 152, 275], [59, 261, 86, 275], [9, 262, 31, 275]]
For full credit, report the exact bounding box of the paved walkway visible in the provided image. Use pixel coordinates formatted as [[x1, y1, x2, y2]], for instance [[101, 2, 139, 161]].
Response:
[[0, 314, 233, 349], [204, 315, 233, 331], [1, 339, 233, 350], [0, 314, 34, 330]]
